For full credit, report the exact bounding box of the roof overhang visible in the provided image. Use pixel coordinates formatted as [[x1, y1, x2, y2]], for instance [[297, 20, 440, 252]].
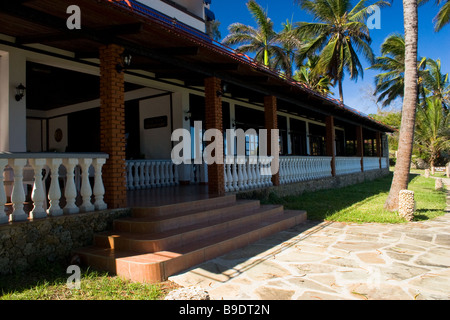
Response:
[[0, 0, 395, 133]]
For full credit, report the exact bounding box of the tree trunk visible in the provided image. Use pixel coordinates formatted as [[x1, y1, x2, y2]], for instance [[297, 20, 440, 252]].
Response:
[[338, 78, 344, 103], [384, 0, 419, 211]]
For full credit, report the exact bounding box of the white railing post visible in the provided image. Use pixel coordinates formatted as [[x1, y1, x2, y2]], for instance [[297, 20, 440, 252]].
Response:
[[46, 158, 63, 216], [29, 159, 47, 219], [126, 161, 134, 191], [0, 159, 9, 224], [9, 159, 28, 222], [79, 158, 95, 213], [93, 158, 107, 211], [63, 158, 79, 215]]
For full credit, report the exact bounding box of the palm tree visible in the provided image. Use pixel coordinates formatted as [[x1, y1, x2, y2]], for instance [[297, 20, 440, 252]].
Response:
[[273, 19, 304, 78], [294, 56, 334, 95], [421, 58, 450, 110], [294, 0, 390, 103], [415, 97, 450, 168], [384, 0, 419, 211], [368, 33, 427, 107], [222, 0, 286, 68], [420, 0, 450, 31]]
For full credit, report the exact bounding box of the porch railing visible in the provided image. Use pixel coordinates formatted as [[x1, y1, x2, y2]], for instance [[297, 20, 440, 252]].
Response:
[[126, 159, 180, 190], [279, 156, 333, 184], [0, 153, 108, 224], [363, 157, 382, 171], [335, 157, 363, 175], [224, 156, 274, 192]]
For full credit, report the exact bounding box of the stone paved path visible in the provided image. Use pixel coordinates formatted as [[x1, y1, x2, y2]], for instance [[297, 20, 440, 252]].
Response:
[[169, 179, 450, 300]]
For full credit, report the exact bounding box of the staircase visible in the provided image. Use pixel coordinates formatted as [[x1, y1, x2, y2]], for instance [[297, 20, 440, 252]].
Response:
[[74, 195, 307, 283]]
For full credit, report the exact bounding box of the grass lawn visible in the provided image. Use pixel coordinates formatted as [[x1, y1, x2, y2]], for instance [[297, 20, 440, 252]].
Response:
[[264, 172, 447, 224], [0, 260, 179, 300], [1, 171, 447, 300]]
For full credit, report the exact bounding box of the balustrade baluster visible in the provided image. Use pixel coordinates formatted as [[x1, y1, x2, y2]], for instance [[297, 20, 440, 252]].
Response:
[[155, 162, 161, 187], [46, 158, 63, 216], [0, 159, 9, 224], [232, 161, 239, 191], [144, 162, 150, 188], [63, 159, 79, 214], [79, 158, 94, 213], [29, 159, 47, 219], [8, 159, 28, 221], [93, 158, 107, 210], [127, 162, 134, 190], [139, 162, 146, 189]]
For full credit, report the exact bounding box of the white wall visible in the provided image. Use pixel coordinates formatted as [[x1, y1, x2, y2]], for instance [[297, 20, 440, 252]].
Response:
[[139, 94, 173, 159], [0, 49, 27, 152]]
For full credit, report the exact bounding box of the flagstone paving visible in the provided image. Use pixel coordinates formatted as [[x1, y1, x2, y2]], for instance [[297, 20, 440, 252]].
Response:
[[169, 179, 450, 300]]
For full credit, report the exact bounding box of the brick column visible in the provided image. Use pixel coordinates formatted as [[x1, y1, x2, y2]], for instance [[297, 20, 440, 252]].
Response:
[[264, 95, 279, 186], [204, 77, 225, 196], [326, 116, 336, 176], [356, 125, 364, 172], [99, 44, 127, 208]]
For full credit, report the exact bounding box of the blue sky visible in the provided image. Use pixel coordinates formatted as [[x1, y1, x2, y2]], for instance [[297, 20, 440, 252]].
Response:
[[211, 0, 450, 115]]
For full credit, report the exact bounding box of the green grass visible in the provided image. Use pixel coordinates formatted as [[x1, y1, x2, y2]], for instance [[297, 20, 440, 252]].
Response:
[[264, 172, 447, 224], [0, 260, 177, 300]]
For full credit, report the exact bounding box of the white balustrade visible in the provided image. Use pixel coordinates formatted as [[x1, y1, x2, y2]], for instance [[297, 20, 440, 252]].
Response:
[[381, 157, 388, 169], [222, 156, 274, 192], [279, 156, 332, 184], [363, 157, 381, 171], [335, 157, 362, 176], [125, 159, 180, 190], [0, 153, 108, 224]]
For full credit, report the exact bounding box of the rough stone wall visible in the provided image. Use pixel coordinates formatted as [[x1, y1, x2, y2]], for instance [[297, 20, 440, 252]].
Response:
[[236, 168, 391, 200], [0, 208, 130, 275]]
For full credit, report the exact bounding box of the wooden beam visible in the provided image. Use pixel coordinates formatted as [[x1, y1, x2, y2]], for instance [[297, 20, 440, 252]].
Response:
[[152, 46, 200, 56]]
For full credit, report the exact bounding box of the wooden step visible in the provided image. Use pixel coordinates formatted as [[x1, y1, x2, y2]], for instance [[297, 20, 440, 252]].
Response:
[[75, 210, 307, 283], [113, 200, 261, 234], [94, 204, 284, 253]]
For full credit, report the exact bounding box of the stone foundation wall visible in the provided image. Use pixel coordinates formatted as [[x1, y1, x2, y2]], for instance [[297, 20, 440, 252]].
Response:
[[236, 168, 391, 200], [0, 208, 131, 275]]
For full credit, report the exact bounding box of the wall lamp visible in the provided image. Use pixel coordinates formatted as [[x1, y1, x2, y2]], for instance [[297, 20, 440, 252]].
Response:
[[184, 110, 192, 121], [216, 82, 229, 97], [116, 52, 132, 73], [15, 83, 26, 101]]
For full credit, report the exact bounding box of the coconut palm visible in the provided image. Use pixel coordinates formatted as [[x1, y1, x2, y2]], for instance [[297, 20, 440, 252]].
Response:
[[293, 0, 390, 103], [384, 0, 419, 211], [420, 0, 450, 31], [222, 0, 286, 68], [368, 33, 427, 107], [421, 58, 450, 110], [294, 56, 334, 95], [273, 19, 304, 78], [415, 97, 450, 168]]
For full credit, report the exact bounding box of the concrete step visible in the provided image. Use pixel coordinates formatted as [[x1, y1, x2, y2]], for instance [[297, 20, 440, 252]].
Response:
[[94, 204, 284, 253], [131, 194, 237, 219], [113, 200, 261, 234], [74, 209, 307, 282]]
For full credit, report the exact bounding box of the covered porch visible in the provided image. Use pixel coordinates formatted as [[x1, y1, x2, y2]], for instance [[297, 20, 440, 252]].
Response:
[[0, 0, 393, 225]]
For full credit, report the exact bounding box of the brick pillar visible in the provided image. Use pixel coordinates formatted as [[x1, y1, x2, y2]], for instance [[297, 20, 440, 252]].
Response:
[[99, 44, 127, 208], [376, 131, 382, 169], [356, 125, 364, 172], [326, 116, 336, 176], [204, 77, 225, 196], [264, 95, 279, 186]]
